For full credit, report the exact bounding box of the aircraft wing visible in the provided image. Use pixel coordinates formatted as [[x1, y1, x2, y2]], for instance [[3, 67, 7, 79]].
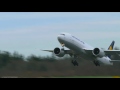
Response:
[[41, 50, 53, 52], [83, 48, 93, 55], [41, 49, 75, 54], [84, 49, 120, 60], [104, 50, 120, 56], [104, 50, 120, 60]]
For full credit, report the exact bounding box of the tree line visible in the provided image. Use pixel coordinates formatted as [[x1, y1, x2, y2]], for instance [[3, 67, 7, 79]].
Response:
[[0, 46, 120, 77]]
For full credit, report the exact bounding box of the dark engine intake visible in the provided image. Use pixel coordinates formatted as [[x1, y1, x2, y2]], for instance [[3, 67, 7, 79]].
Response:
[[92, 48, 105, 58], [53, 47, 65, 57]]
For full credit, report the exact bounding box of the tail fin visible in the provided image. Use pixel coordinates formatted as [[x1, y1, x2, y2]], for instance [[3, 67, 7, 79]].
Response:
[[108, 40, 115, 58], [108, 40, 115, 50]]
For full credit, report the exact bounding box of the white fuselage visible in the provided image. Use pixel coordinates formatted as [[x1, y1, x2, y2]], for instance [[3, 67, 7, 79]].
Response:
[[57, 33, 113, 65]]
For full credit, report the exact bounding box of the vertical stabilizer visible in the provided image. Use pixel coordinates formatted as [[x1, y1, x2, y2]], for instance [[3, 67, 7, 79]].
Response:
[[108, 41, 115, 50], [108, 40, 115, 58]]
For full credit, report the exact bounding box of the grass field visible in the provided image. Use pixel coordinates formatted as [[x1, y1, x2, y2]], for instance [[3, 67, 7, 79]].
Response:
[[1, 76, 120, 78], [50, 76, 120, 78]]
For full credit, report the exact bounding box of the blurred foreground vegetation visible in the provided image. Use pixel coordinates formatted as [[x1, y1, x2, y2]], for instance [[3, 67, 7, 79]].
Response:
[[0, 47, 120, 77]]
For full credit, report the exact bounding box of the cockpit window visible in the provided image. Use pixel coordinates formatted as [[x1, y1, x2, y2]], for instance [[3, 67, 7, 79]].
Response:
[[60, 34, 65, 36]]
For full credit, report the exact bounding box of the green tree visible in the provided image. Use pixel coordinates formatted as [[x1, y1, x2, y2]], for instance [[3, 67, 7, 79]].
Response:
[[0, 51, 11, 68], [27, 54, 41, 61], [12, 51, 24, 61]]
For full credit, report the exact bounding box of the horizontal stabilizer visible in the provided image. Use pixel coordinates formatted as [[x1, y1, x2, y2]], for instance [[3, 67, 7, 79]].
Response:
[[110, 60, 120, 62]]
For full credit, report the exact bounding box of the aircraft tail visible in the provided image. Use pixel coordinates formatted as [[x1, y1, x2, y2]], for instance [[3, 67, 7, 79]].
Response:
[[108, 40, 115, 58], [108, 40, 115, 50]]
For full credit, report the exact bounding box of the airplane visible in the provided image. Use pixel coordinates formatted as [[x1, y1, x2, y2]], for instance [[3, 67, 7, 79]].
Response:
[[42, 32, 120, 66]]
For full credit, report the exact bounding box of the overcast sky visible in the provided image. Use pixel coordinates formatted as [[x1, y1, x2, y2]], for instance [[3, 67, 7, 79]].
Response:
[[0, 12, 120, 57]]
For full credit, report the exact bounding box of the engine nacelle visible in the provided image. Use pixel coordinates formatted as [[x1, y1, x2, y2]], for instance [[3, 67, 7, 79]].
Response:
[[92, 48, 105, 58], [53, 47, 65, 57]]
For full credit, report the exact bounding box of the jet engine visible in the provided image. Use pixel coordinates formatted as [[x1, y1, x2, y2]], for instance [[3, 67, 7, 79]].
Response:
[[53, 47, 65, 57], [92, 48, 105, 58]]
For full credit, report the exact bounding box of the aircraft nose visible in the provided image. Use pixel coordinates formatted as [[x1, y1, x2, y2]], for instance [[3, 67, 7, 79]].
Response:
[[57, 35, 61, 40]]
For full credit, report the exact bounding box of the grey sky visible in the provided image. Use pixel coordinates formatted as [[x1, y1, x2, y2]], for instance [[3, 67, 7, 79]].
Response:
[[0, 12, 120, 57]]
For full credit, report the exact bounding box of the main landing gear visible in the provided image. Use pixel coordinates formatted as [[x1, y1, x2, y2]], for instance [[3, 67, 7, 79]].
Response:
[[71, 55, 79, 66], [60, 43, 78, 66], [93, 60, 100, 66], [71, 59, 78, 66]]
